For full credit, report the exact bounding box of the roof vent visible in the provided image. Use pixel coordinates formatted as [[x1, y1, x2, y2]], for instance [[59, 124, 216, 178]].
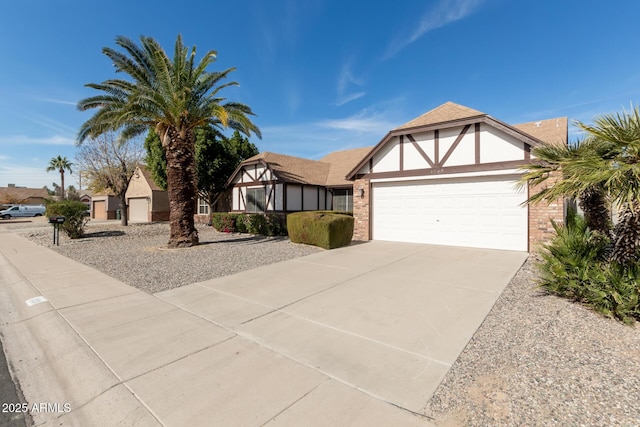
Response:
[[534, 121, 542, 127]]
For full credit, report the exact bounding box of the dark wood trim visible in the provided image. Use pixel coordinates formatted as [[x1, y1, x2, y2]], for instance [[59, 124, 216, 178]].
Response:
[[239, 187, 246, 209], [399, 135, 404, 171], [232, 180, 279, 188], [526, 182, 530, 252], [266, 184, 274, 209], [524, 144, 531, 161], [283, 183, 288, 211], [369, 158, 373, 173], [301, 185, 304, 210], [256, 166, 269, 182], [434, 129, 439, 165], [407, 134, 434, 168], [440, 124, 471, 167], [317, 187, 320, 210], [253, 164, 257, 180], [475, 123, 481, 165], [346, 115, 545, 180], [368, 180, 373, 241], [363, 159, 526, 180]]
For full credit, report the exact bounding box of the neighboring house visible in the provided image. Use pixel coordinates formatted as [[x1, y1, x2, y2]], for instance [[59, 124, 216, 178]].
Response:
[[79, 191, 93, 211], [91, 193, 119, 220], [347, 101, 567, 252], [0, 185, 48, 205], [125, 166, 170, 222], [226, 147, 371, 214]]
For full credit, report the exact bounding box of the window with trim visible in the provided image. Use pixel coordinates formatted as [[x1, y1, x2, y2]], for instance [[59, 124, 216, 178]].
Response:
[[246, 187, 266, 213], [197, 197, 210, 215], [333, 189, 353, 211]]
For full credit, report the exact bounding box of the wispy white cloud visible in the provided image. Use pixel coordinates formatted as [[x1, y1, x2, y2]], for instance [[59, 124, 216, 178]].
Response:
[[0, 154, 9, 161], [35, 97, 77, 106], [383, 0, 484, 60], [336, 60, 366, 106], [318, 109, 396, 135], [0, 135, 75, 146]]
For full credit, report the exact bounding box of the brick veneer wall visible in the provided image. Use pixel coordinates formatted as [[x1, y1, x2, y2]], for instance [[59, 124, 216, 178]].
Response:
[[352, 178, 370, 240], [528, 171, 565, 250]]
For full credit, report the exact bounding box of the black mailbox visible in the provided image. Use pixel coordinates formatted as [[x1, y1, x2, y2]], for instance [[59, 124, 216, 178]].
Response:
[[48, 216, 65, 224]]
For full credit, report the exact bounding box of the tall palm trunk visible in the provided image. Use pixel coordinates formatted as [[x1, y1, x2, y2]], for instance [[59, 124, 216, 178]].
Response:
[[163, 126, 199, 248], [578, 185, 611, 236], [611, 203, 640, 266], [59, 169, 65, 199]]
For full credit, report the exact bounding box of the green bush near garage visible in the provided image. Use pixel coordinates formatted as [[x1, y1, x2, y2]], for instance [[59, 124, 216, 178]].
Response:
[[287, 211, 354, 249], [46, 201, 90, 239]]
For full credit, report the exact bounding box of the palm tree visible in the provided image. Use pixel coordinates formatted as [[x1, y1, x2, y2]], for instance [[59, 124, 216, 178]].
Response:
[[522, 106, 640, 265], [46, 155, 73, 199], [574, 106, 640, 265], [520, 140, 612, 236], [77, 35, 260, 247]]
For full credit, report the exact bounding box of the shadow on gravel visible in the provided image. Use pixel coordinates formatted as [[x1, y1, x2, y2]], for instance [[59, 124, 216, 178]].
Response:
[[200, 235, 287, 245], [83, 230, 126, 238]]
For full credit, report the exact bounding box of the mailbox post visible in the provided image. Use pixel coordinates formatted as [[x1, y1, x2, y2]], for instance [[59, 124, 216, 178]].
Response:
[[48, 216, 65, 246]]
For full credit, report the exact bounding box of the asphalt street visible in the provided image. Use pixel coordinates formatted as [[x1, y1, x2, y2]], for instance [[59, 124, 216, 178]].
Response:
[[0, 336, 28, 427]]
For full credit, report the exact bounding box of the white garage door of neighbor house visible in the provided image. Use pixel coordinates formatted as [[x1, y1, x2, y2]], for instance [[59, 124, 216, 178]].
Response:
[[129, 198, 149, 223], [372, 175, 528, 251]]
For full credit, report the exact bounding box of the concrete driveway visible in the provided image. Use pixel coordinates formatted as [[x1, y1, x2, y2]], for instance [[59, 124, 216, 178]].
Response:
[[0, 232, 526, 426]]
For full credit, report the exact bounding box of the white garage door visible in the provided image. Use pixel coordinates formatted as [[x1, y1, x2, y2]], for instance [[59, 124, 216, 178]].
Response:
[[372, 175, 527, 251], [128, 198, 149, 223]]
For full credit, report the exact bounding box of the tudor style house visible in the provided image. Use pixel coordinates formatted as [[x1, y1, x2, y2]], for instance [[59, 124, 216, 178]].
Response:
[[226, 102, 567, 252], [226, 147, 370, 213]]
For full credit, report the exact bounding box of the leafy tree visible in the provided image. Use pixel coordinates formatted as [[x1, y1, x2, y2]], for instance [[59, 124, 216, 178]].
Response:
[[145, 127, 258, 212], [66, 185, 81, 201], [77, 35, 260, 248], [43, 185, 56, 197], [75, 132, 145, 225], [46, 155, 73, 199]]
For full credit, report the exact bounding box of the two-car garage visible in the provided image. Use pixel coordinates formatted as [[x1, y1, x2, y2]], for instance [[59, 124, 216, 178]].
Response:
[[371, 175, 528, 252]]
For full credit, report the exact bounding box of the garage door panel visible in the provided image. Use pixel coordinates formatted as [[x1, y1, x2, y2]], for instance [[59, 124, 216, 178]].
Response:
[[129, 198, 149, 223], [372, 176, 527, 251]]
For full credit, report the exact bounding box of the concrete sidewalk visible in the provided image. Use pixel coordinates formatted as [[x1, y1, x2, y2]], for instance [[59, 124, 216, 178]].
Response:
[[0, 231, 526, 426]]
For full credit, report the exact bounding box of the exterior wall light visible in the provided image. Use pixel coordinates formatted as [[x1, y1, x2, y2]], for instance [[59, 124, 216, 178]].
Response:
[[357, 186, 365, 198]]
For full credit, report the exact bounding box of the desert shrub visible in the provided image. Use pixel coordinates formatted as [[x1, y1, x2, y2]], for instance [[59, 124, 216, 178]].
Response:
[[46, 201, 90, 239], [211, 212, 288, 236], [287, 211, 353, 249], [536, 213, 640, 323], [235, 214, 248, 233]]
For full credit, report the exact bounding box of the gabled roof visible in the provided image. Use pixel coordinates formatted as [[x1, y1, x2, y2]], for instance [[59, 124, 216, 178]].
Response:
[[395, 101, 486, 130], [137, 165, 165, 191], [513, 117, 568, 145], [0, 186, 48, 202], [227, 146, 373, 188], [320, 147, 372, 187], [239, 152, 331, 186], [346, 101, 567, 180]]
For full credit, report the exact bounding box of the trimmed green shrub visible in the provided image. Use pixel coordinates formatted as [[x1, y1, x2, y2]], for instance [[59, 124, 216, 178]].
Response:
[[46, 201, 90, 239], [210, 212, 287, 236], [287, 211, 354, 249], [211, 213, 235, 233], [536, 212, 640, 324]]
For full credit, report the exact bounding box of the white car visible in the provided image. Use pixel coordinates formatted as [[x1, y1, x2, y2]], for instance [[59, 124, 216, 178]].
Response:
[[0, 205, 46, 219]]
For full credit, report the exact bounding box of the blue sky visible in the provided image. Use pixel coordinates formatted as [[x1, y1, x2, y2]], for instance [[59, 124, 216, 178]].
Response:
[[1, 0, 640, 189]]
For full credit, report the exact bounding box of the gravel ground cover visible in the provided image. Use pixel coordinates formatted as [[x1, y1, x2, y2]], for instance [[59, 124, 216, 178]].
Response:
[[19, 222, 640, 425], [21, 222, 322, 293], [423, 258, 640, 426]]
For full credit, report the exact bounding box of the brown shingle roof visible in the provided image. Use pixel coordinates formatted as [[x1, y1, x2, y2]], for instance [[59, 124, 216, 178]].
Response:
[[395, 101, 486, 130], [0, 186, 48, 203], [243, 152, 331, 185], [319, 147, 373, 186], [513, 117, 568, 145], [138, 165, 165, 191]]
